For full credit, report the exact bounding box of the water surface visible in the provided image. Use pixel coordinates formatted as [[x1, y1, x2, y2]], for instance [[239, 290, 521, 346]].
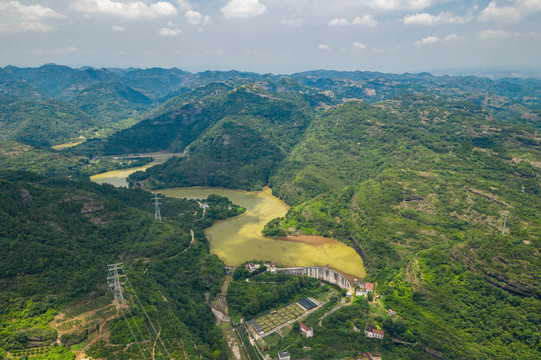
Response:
[[159, 187, 366, 278], [90, 161, 159, 187]]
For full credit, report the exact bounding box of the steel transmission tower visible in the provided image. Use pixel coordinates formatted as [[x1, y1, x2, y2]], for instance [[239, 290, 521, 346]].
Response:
[[152, 193, 162, 222], [502, 211, 509, 236], [107, 263, 124, 303]]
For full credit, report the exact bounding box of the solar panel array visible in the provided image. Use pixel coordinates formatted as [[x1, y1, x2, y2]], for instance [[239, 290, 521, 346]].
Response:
[[297, 298, 317, 310]]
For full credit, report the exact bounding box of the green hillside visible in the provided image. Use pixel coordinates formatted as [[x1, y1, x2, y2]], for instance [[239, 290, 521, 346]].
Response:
[[1, 67, 540, 359], [129, 85, 314, 189], [0, 141, 149, 180], [0, 99, 96, 146], [262, 97, 541, 358], [71, 82, 153, 123], [0, 171, 243, 359]]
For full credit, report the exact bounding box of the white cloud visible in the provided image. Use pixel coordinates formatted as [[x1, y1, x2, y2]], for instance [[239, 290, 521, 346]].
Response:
[[413, 35, 440, 45], [72, 0, 178, 19], [328, 15, 378, 27], [159, 27, 182, 36], [403, 12, 472, 25], [280, 18, 304, 27], [0, 1, 64, 32], [177, 0, 192, 11], [479, 0, 541, 23], [478, 29, 510, 40], [0, 1, 65, 20], [58, 46, 79, 53], [318, 44, 331, 50], [111, 25, 125, 31], [368, 0, 434, 11], [19, 21, 57, 32], [221, 0, 266, 19], [353, 42, 367, 49], [185, 10, 210, 25], [444, 33, 459, 41]]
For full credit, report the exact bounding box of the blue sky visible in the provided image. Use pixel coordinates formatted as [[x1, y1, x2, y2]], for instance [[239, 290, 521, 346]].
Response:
[[1, 0, 540, 74]]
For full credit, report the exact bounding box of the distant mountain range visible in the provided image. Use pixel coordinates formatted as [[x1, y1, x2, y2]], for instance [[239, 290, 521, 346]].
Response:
[[0, 65, 540, 359]]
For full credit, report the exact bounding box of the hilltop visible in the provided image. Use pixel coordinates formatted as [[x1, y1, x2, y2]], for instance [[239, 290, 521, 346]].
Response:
[[0, 66, 540, 359]]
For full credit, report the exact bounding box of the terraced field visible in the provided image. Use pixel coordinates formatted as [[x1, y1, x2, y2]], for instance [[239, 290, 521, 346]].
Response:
[[253, 303, 305, 333]]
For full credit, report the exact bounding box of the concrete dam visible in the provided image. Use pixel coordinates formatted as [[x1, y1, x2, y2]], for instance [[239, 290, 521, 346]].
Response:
[[276, 266, 352, 289]]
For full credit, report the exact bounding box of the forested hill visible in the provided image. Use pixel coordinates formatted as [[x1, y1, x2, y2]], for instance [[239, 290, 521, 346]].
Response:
[[265, 98, 541, 357], [0, 171, 244, 359], [127, 92, 540, 358], [126, 85, 316, 189], [1, 66, 541, 359], [1, 64, 540, 149]]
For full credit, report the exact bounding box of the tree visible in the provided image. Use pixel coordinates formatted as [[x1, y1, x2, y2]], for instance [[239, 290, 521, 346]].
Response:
[[367, 292, 374, 302], [292, 322, 300, 334]]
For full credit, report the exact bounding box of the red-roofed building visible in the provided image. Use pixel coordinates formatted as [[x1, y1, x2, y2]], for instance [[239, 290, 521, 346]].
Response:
[[365, 282, 374, 291], [299, 321, 313, 337], [364, 326, 384, 339], [364, 352, 374, 360], [246, 262, 257, 272], [356, 282, 374, 296]]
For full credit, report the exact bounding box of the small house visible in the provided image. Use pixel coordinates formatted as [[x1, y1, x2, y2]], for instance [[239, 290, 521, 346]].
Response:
[[364, 326, 384, 339], [299, 321, 313, 337], [388, 308, 397, 316], [246, 262, 257, 272], [270, 262, 277, 274], [356, 289, 367, 297], [277, 350, 291, 360], [365, 283, 374, 292]]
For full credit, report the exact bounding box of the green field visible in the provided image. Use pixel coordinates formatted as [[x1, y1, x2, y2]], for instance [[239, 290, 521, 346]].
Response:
[[253, 303, 305, 334]]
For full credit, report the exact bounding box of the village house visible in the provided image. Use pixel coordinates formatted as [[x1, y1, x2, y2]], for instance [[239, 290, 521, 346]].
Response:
[[277, 350, 291, 360], [225, 265, 237, 275], [246, 262, 257, 272], [356, 282, 374, 296], [299, 321, 313, 337], [388, 308, 397, 316], [364, 326, 384, 339], [270, 262, 277, 274]]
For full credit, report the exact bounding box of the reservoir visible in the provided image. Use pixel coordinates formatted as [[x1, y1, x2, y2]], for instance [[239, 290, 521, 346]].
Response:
[[90, 161, 159, 187], [92, 170, 366, 279], [159, 187, 365, 279]]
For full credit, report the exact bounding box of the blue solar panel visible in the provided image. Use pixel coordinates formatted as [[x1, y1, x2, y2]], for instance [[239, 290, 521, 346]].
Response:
[[298, 298, 317, 310]]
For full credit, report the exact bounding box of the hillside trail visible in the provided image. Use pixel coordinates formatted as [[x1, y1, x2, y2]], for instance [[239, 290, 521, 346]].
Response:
[[152, 327, 161, 360]]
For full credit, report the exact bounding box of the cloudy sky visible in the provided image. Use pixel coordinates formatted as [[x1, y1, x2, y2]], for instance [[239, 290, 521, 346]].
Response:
[[1, 0, 540, 74]]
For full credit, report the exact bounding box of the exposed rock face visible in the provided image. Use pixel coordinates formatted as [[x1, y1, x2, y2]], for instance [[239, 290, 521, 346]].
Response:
[[20, 188, 32, 202], [450, 247, 540, 299]]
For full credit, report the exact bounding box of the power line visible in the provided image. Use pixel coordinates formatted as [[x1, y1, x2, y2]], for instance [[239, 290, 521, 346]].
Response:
[[124, 275, 173, 359], [502, 210, 509, 236], [107, 264, 151, 359], [153, 193, 162, 222]]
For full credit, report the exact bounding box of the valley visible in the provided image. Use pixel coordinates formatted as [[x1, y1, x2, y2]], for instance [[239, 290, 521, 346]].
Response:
[[0, 65, 540, 360], [91, 167, 365, 279]]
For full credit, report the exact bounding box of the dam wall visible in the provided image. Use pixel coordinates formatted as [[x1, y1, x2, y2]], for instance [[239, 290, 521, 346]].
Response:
[[276, 266, 351, 289]]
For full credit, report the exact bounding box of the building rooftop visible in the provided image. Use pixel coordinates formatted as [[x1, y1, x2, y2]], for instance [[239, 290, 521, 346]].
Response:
[[365, 282, 374, 291], [299, 321, 311, 332]]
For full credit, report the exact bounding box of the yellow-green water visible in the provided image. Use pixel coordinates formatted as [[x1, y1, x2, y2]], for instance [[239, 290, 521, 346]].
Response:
[[51, 141, 84, 150], [90, 161, 159, 187], [159, 187, 365, 278], [90, 167, 365, 278]]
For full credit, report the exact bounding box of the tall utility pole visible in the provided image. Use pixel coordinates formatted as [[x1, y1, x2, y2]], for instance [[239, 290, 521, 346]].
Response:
[[107, 263, 124, 303], [152, 193, 162, 222], [502, 211, 509, 236]]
